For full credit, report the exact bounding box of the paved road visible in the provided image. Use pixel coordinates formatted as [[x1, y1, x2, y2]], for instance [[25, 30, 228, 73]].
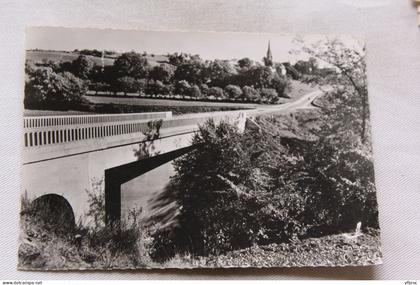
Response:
[[247, 88, 329, 116], [173, 87, 329, 121]]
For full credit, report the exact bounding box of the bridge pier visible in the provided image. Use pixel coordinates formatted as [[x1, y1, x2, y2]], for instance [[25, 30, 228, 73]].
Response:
[[104, 145, 198, 227]]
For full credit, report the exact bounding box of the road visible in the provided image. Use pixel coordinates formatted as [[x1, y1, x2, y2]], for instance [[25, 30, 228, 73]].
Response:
[[172, 87, 329, 122], [247, 88, 329, 116]]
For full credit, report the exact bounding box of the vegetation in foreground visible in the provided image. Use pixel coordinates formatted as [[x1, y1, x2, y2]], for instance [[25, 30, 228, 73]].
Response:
[[164, 230, 382, 268], [19, 183, 152, 270]]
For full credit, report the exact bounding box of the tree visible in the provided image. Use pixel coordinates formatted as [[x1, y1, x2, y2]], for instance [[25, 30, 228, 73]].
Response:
[[150, 63, 175, 83], [71, 55, 94, 79], [168, 52, 189, 66], [244, 65, 275, 89], [24, 68, 87, 109], [174, 80, 191, 97], [146, 80, 172, 95], [293, 58, 317, 75], [271, 75, 290, 98], [289, 38, 377, 232], [189, 84, 202, 99], [298, 38, 369, 143], [242, 86, 260, 101], [237, 57, 253, 69], [113, 52, 149, 79], [224, 84, 243, 100], [150, 119, 307, 260], [205, 59, 237, 87], [260, 88, 278, 102], [116, 76, 137, 95], [174, 59, 206, 85], [207, 86, 225, 99]]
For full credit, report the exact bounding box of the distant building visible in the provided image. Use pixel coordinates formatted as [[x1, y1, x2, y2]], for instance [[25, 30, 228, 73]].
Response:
[[263, 41, 287, 76], [263, 41, 273, 67]]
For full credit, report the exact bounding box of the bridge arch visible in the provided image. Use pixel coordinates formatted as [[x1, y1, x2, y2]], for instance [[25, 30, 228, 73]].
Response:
[[30, 194, 75, 232]]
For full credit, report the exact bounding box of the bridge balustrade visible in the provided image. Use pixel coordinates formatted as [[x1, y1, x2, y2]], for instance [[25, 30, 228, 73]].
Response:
[[23, 111, 246, 148], [23, 112, 172, 128]]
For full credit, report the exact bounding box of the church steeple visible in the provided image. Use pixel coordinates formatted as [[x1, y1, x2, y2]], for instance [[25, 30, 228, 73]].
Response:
[[264, 40, 273, 67]]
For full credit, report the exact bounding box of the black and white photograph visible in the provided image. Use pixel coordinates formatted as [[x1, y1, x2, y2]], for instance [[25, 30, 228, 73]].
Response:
[[19, 27, 382, 270]]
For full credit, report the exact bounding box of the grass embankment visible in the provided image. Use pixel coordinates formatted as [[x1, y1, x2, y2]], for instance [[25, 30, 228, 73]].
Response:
[[164, 230, 382, 268], [19, 219, 152, 270]]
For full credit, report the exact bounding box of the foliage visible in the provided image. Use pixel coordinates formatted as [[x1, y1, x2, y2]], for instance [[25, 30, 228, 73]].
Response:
[[173, 59, 206, 85], [24, 67, 88, 109], [19, 180, 151, 269], [116, 76, 138, 95], [237, 57, 254, 69], [71, 55, 94, 79], [293, 57, 317, 75], [150, 63, 175, 83], [150, 119, 309, 261], [206, 59, 237, 87], [242, 85, 260, 101], [207, 86, 225, 99], [146, 80, 172, 95], [26, 49, 294, 106], [134, 119, 163, 160], [113, 52, 149, 79], [297, 38, 369, 142], [224, 84, 243, 99], [260, 88, 278, 102]]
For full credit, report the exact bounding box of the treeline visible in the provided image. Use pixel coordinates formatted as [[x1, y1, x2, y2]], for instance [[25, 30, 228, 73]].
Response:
[[90, 52, 291, 103], [25, 50, 325, 109]]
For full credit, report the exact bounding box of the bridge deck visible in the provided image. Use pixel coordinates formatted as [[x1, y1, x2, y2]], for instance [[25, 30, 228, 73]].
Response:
[[22, 110, 246, 164]]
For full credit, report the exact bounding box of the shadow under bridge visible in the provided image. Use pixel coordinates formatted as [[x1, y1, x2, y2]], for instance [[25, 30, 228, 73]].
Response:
[[104, 144, 198, 225]]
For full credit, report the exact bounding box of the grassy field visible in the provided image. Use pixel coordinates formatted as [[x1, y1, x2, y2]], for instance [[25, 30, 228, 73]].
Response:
[[84, 80, 316, 108], [85, 95, 261, 108]]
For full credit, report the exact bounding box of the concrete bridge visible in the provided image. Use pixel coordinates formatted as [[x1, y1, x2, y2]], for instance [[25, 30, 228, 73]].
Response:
[[21, 89, 324, 227], [22, 110, 247, 226]]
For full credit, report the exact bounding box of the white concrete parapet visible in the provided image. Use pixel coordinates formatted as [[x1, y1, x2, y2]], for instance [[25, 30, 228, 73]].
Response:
[[23, 112, 172, 128]]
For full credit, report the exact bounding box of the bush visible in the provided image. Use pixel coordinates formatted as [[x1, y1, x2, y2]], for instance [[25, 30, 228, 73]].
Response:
[[260, 88, 278, 103], [189, 84, 202, 99], [224, 84, 243, 100], [24, 68, 88, 110], [174, 80, 191, 97], [207, 86, 225, 99], [242, 86, 260, 101], [146, 80, 172, 95]]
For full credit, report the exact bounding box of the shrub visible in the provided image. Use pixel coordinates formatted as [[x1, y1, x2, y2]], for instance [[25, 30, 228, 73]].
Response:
[[242, 86, 260, 101], [224, 84, 243, 100], [146, 80, 172, 95], [260, 88, 278, 103], [189, 84, 202, 99], [207, 86, 225, 99], [24, 68, 88, 110], [174, 80, 191, 97]]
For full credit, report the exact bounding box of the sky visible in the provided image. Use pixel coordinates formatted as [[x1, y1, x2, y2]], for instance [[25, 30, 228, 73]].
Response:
[[26, 27, 363, 64]]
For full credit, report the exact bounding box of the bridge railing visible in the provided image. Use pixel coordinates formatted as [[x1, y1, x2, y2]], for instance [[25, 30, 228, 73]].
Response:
[[23, 112, 172, 128], [23, 111, 246, 148]]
